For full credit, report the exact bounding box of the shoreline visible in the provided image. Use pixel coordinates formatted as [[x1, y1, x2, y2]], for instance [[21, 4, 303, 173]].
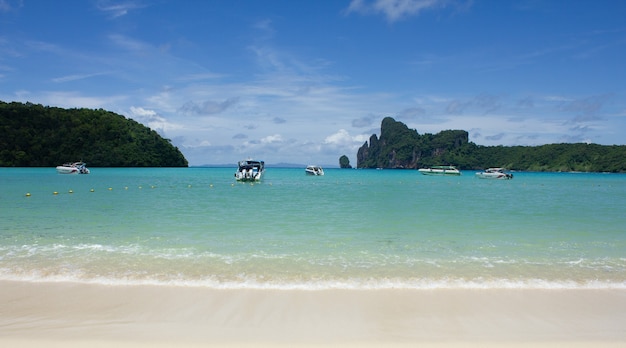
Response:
[[1, 280, 625, 347]]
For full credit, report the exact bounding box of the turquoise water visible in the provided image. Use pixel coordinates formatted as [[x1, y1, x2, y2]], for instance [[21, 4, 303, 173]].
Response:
[[1, 167, 625, 289]]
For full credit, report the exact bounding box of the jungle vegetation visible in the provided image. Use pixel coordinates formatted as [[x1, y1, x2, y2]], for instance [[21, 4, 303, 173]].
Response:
[[356, 117, 626, 172], [0, 101, 188, 167]]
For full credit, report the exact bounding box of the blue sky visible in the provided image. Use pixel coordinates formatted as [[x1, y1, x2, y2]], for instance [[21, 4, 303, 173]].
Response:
[[1, 0, 625, 166]]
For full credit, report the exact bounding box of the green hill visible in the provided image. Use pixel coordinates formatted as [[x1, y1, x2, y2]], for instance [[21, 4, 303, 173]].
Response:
[[0, 101, 188, 167], [356, 117, 626, 172]]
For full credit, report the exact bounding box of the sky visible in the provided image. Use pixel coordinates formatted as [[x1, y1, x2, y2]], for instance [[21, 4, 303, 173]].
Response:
[[1, 0, 625, 166]]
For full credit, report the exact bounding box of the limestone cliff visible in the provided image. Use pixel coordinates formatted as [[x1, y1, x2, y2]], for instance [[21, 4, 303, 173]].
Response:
[[356, 117, 468, 169]]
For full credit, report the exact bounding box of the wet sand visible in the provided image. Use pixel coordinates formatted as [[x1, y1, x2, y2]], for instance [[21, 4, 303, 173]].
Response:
[[1, 280, 625, 347]]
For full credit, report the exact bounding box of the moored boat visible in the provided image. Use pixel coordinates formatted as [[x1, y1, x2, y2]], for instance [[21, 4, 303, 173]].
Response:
[[234, 159, 265, 181], [475, 168, 513, 179], [56, 162, 90, 174], [305, 165, 324, 176], [418, 165, 461, 176]]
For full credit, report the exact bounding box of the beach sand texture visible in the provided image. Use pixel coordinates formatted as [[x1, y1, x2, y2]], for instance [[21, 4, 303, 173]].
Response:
[[1, 281, 625, 347]]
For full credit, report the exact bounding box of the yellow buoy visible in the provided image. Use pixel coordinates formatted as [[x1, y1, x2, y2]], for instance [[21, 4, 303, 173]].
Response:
[[69, 189, 73, 193], [125, 186, 128, 190], [25, 193, 31, 197], [53, 191, 58, 195], [108, 187, 113, 190], [90, 189, 95, 192]]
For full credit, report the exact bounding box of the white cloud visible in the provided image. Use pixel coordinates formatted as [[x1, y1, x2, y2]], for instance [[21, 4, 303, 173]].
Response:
[[179, 98, 239, 116], [96, 0, 145, 18], [52, 72, 110, 83], [346, 0, 454, 22], [182, 139, 212, 148], [260, 134, 283, 144], [129, 106, 183, 133], [324, 129, 368, 147], [108, 34, 151, 53], [129, 106, 157, 117]]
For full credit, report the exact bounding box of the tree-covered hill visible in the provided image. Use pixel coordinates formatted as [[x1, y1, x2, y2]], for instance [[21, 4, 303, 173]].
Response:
[[356, 117, 626, 172], [0, 101, 188, 167]]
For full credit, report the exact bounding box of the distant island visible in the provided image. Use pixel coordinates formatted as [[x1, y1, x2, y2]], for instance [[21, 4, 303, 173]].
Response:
[[355, 117, 626, 172], [0, 101, 188, 167]]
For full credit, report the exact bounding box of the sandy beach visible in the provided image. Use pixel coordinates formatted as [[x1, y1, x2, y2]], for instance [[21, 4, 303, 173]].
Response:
[[1, 280, 625, 347]]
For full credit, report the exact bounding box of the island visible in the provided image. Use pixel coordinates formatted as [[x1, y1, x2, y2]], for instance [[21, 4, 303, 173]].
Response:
[[355, 117, 626, 172], [0, 101, 188, 167]]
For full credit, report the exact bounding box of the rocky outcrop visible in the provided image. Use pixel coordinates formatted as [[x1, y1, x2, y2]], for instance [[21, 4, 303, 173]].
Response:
[[352, 116, 626, 172], [356, 117, 468, 169], [339, 155, 352, 168]]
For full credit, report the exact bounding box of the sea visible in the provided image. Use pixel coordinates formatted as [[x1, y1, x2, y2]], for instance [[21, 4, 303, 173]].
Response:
[[1, 167, 625, 290]]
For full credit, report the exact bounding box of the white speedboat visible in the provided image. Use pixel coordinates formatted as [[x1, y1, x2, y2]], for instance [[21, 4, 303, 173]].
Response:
[[234, 159, 265, 181], [305, 165, 324, 176], [418, 165, 460, 176], [56, 162, 90, 174], [475, 168, 513, 179]]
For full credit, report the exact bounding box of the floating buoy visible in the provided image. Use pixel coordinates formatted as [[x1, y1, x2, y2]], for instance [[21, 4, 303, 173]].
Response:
[[108, 187, 113, 191], [68, 189, 73, 193], [151, 185, 155, 189], [125, 186, 128, 190], [210, 184, 213, 188], [139, 186, 142, 189], [53, 191, 58, 195], [25, 192, 31, 197], [188, 184, 192, 188], [90, 189, 95, 192]]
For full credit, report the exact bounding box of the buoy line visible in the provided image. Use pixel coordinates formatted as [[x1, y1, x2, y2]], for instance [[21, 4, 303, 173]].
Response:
[[22, 181, 270, 197]]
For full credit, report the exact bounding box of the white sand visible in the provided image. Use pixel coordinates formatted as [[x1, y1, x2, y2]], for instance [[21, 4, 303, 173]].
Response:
[[1, 280, 625, 347]]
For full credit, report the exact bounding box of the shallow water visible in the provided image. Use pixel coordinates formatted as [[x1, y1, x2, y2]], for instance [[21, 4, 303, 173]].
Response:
[[1, 167, 625, 289]]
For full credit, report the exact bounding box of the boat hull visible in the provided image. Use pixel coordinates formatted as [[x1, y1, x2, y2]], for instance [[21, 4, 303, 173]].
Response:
[[56, 162, 89, 174], [305, 166, 324, 176], [475, 168, 513, 180], [475, 173, 513, 179], [56, 166, 79, 174], [235, 173, 262, 181], [418, 167, 460, 176]]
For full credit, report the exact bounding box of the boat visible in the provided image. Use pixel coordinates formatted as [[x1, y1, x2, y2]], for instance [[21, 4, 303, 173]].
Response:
[[56, 162, 90, 174], [234, 159, 265, 181], [418, 165, 461, 176], [305, 165, 324, 176], [475, 168, 513, 179]]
